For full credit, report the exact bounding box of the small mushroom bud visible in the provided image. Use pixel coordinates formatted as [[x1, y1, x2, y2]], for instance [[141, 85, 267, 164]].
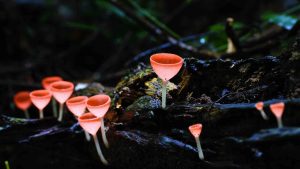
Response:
[[189, 123, 204, 160], [255, 101, 268, 120]]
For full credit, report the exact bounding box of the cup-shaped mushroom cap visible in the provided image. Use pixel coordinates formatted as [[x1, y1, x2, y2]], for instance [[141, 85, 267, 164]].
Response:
[[42, 76, 63, 90], [255, 101, 264, 111], [14, 91, 32, 111], [86, 94, 111, 118], [66, 96, 88, 117], [189, 123, 202, 138], [270, 102, 285, 118], [30, 90, 52, 110], [78, 112, 101, 135], [150, 53, 183, 82], [50, 81, 74, 104]]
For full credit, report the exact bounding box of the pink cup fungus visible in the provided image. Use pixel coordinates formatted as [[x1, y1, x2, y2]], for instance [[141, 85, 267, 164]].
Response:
[[255, 101, 268, 120], [42, 76, 63, 90], [50, 81, 74, 122], [67, 96, 88, 117], [150, 53, 183, 109], [66, 96, 91, 141], [42, 76, 63, 118], [86, 94, 111, 148], [270, 102, 285, 128], [29, 90, 52, 119], [189, 123, 204, 160], [78, 113, 108, 165], [14, 91, 32, 118]]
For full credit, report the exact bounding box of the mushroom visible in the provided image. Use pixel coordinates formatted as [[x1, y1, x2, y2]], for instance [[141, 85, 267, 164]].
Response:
[[189, 123, 204, 160], [270, 102, 285, 128], [255, 101, 268, 120], [50, 81, 74, 122], [86, 94, 111, 148], [78, 113, 108, 165], [29, 90, 52, 119], [66, 96, 90, 141], [150, 53, 183, 109], [14, 91, 32, 118], [42, 76, 63, 117]]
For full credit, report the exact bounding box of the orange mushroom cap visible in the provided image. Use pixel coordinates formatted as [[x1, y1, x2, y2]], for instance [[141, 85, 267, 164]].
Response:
[[189, 123, 202, 138], [86, 94, 111, 118], [42, 76, 63, 90], [270, 102, 285, 118], [255, 101, 264, 111], [30, 90, 52, 110], [78, 112, 101, 135], [150, 53, 183, 82], [14, 91, 32, 111], [50, 81, 74, 104], [66, 96, 88, 117]]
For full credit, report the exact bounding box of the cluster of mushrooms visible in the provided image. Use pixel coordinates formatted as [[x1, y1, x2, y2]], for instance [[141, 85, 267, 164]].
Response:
[[13, 53, 287, 164], [14, 77, 110, 165]]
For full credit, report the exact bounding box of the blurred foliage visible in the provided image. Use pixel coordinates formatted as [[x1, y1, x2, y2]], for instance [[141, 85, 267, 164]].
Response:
[[262, 11, 298, 30]]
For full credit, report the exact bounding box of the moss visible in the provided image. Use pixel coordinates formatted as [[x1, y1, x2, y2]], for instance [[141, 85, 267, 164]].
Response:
[[289, 51, 300, 61], [145, 78, 177, 97], [126, 96, 161, 112], [116, 67, 154, 91], [75, 83, 106, 97]]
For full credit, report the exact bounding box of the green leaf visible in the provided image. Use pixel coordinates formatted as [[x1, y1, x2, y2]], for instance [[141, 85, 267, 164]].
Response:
[[262, 12, 298, 30]]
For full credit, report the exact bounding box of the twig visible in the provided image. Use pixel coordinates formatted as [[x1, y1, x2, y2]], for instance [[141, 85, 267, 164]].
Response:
[[221, 39, 279, 59], [126, 0, 180, 39], [108, 0, 215, 58], [126, 33, 218, 66], [241, 25, 284, 48]]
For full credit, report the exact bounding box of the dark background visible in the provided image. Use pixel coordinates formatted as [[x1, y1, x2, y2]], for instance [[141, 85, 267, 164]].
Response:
[[0, 0, 297, 116]]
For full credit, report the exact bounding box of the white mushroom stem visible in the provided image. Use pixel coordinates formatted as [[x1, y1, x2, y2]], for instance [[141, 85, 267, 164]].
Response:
[[195, 136, 204, 160], [84, 131, 91, 141], [93, 134, 108, 165], [101, 118, 109, 148], [52, 98, 58, 117], [259, 110, 268, 120], [58, 103, 64, 122], [24, 109, 30, 119], [39, 109, 44, 119], [276, 117, 283, 128], [161, 80, 167, 109]]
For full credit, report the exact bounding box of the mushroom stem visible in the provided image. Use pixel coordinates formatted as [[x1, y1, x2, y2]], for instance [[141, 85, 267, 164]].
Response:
[[76, 116, 91, 141], [101, 118, 109, 148], [276, 117, 283, 128], [161, 80, 167, 109], [39, 109, 44, 119], [24, 109, 30, 119], [58, 103, 64, 122], [84, 131, 91, 141], [52, 98, 58, 118], [195, 137, 204, 160], [259, 110, 268, 120], [93, 134, 108, 165]]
